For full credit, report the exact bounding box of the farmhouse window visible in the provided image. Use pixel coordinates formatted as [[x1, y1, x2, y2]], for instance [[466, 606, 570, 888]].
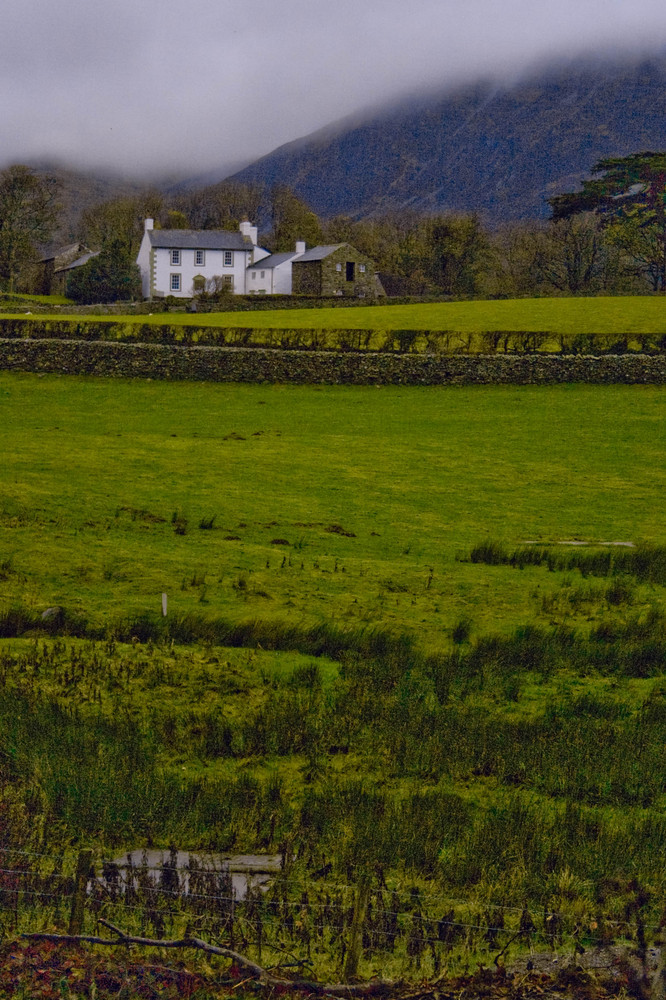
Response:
[[359, 264, 366, 273], [224, 251, 233, 266], [195, 249, 205, 266], [252, 271, 256, 280], [260, 271, 265, 279], [170, 273, 181, 291], [170, 249, 181, 266], [346, 262, 355, 281], [223, 275, 234, 290], [336, 263, 342, 272]]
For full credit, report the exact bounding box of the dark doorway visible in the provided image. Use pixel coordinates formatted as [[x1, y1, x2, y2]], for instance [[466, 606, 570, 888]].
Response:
[[346, 261, 355, 281]]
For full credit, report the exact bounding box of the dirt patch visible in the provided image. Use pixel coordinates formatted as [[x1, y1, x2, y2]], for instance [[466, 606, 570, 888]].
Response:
[[326, 524, 356, 537]]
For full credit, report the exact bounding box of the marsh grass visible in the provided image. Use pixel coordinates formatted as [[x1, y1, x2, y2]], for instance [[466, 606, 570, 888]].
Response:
[[470, 541, 666, 585], [3, 624, 666, 977]]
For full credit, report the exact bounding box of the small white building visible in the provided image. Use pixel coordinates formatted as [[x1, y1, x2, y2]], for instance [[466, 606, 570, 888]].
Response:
[[136, 219, 269, 298], [245, 241, 306, 294]]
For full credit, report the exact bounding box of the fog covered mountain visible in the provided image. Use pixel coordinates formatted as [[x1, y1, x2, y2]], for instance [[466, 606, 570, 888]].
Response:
[[228, 54, 666, 224]]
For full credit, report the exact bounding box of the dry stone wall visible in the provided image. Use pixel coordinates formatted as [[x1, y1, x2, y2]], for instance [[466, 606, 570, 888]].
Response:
[[1, 338, 665, 384]]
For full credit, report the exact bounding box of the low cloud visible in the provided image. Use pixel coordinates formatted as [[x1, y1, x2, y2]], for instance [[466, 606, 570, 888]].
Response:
[[2, 0, 666, 180]]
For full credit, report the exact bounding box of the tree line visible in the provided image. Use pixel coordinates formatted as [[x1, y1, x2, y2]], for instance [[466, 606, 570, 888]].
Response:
[[1, 152, 666, 302]]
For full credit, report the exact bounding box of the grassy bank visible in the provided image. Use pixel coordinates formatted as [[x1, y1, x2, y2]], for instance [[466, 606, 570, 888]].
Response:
[[3, 294, 666, 339]]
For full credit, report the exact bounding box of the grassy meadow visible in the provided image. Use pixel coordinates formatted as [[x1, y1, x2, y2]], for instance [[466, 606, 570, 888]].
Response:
[[2, 372, 666, 974], [3, 294, 666, 340], [2, 375, 664, 637]]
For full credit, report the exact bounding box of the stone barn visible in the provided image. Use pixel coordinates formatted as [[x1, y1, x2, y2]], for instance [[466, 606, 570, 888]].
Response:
[[291, 244, 381, 297]]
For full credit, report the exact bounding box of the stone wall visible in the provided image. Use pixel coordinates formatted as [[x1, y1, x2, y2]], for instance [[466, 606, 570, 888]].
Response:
[[1, 338, 666, 384]]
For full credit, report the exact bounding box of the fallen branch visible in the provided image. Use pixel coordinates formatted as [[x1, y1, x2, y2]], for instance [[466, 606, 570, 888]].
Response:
[[22, 922, 398, 996], [493, 929, 523, 967]]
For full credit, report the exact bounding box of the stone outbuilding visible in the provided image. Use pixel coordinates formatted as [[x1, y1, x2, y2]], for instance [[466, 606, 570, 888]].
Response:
[[35, 243, 98, 295], [291, 244, 381, 297]]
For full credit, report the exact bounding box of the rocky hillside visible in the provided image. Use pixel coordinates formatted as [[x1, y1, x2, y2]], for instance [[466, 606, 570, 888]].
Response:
[[228, 54, 666, 224]]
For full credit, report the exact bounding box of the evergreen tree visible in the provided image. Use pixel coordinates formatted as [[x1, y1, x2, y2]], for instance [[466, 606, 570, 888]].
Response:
[[66, 239, 141, 303], [550, 152, 666, 291]]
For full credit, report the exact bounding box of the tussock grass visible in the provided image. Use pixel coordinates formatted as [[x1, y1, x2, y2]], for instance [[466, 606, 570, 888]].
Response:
[[470, 540, 666, 585]]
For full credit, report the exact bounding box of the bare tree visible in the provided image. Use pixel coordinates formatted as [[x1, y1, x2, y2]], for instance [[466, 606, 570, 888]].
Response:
[[0, 165, 60, 292]]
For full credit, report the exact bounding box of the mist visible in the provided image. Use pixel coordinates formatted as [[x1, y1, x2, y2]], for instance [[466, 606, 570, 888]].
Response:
[[2, 0, 666, 181]]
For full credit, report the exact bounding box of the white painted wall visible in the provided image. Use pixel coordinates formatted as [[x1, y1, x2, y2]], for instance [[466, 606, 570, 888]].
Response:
[[152, 246, 252, 298], [136, 231, 153, 298], [247, 247, 305, 295]]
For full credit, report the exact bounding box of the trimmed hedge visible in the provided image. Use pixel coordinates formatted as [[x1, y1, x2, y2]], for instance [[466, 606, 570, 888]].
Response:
[[1, 317, 666, 356], [1, 337, 666, 384]]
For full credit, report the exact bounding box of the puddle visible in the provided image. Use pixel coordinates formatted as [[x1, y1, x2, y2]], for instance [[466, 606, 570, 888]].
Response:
[[100, 850, 283, 900]]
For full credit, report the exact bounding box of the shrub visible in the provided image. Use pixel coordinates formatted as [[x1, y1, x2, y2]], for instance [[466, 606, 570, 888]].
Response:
[[66, 240, 141, 304]]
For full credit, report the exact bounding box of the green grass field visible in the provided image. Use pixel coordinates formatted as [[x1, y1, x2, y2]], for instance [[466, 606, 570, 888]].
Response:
[[3, 294, 666, 334], [2, 373, 666, 977], [0, 291, 72, 306], [2, 376, 664, 639]]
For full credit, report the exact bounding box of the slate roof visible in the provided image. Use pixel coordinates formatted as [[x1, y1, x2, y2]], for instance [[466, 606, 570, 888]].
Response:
[[293, 244, 345, 262], [247, 252, 299, 270], [41, 242, 90, 265], [55, 251, 100, 272], [149, 229, 253, 250]]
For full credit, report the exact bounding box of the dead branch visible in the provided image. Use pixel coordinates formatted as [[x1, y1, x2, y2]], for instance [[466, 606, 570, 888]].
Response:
[[493, 929, 523, 967], [22, 924, 398, 996]]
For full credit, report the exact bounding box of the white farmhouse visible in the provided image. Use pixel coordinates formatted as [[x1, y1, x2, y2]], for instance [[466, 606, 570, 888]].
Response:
[[136, 219, 269, 298]]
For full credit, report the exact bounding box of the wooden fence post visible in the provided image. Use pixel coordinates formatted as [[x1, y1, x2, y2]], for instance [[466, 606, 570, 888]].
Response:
[[343, 876, 371, 981], [69, 849, 93, 936]]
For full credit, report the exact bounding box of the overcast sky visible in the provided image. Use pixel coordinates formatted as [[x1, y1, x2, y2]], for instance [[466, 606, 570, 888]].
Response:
[[2, 0, 666, 181]]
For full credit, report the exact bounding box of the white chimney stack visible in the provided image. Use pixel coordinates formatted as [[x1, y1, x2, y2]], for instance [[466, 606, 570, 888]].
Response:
[[144, 218, 154, 231], [295, 241, 306, 255], [239, 220, 258, 245]]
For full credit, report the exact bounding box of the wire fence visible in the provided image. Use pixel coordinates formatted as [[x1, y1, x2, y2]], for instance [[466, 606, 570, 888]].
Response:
[[0, 844, 652, 977]]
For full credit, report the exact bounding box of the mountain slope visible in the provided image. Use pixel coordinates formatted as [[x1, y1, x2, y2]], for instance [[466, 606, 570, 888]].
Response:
[[228, 55, 666, 224]]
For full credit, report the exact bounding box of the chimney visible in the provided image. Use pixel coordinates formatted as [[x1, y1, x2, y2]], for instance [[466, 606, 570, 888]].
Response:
[[295, 241, 306, 255], [144, 218, 154, 231], [239, 220, 258, 245]]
